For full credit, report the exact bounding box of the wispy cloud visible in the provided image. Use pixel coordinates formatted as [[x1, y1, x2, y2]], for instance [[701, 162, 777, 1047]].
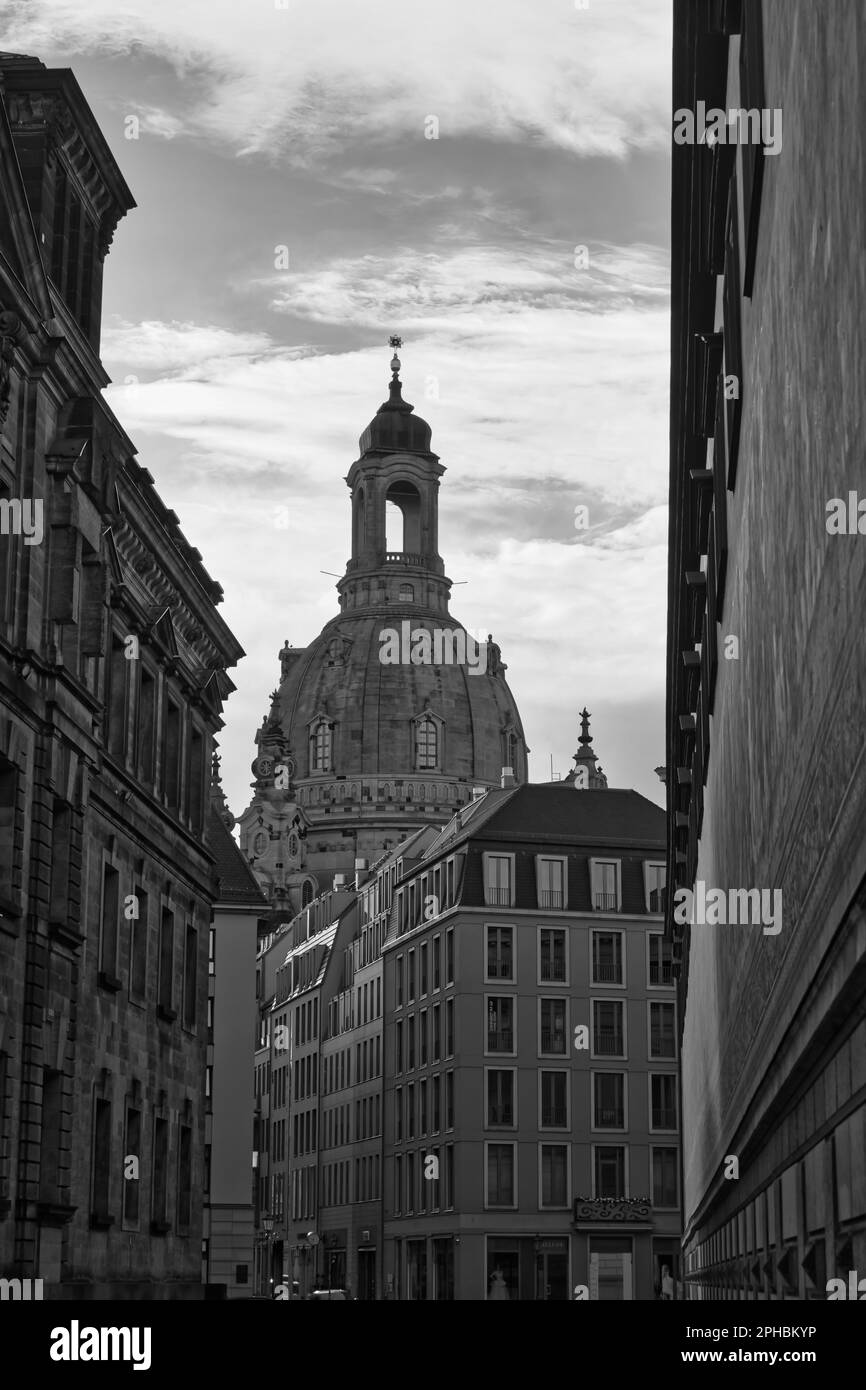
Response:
[[6, 0, 671, 162]]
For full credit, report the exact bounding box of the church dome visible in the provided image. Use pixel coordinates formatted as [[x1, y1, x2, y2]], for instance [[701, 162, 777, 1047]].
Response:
[[358, 361, 433, 457]]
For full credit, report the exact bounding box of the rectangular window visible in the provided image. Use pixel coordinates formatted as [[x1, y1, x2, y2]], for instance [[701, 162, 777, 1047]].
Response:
[[396, 1021, 403, 1073], [432, 935, 441, 990], [594, 1072, 625, 1129], [648, 934, 673, 987], [408, 950, 416, 1002], [177, 1124, 192, 1229], [486, 996, 514, 1053], [420, 1009, 428, 1066], [483, 854, 512, 907], [591, 931, 623, 985], [445, 1143, 454, 1209], [408, 1015, 416, 1070], [138, 666, 156, 784], [591, 859, 619, 912], [650, 1074, 678, 1131], [420, 942, 428, 996], [652, 1147, 679, 1208], [39, 1069, 64, 1205], [91, 1097, 112, 1219], [0, 759, 17, 904], [188, 726, 205, 831], [594, 1145, 626, 1199], [152, 1116, 169, 1226], [123, 1107, 141, 1225], [406, 1151, 416, 1212], [446, 928, 454, 984], [129, 887, 148, 1001], [446, 1070, 454, 1129], [396, 955, 404, 1008], [541, 1144, 568, 1207], [486, 1142, 515, 1207], [486, 924, 514, 981], [420, 1079, 428, 1135], [538, 856, 565, 909], [49, 800, 72, 924], [486, 1069, 514, 1127], [541, 1070, 568, 1128], [645, 862, 666, 914], [446, 998, 454, 1056], [158, 909, 174, 1016], [432, 1074, 441, 1132], [183, 923, 197, 1028], [432, 1003, 441, 1062], [540, 997, 566, 1055], [107, 635, 127, 759], [99, 863, 120, 982], [162, 698, 181, 811], [539, 927, 566, 983], [394, 1155, 402, 1214], [593, 999, 624, 1058], [650, 1002, 676, 1058]]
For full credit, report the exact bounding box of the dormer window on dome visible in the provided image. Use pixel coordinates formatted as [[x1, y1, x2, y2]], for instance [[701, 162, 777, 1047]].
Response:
[[309, 717, 332, 773]]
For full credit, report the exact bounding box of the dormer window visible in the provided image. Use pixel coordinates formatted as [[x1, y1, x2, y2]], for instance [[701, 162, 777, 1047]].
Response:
[[399, 583, 414, 602], [310, 718, 332, 772]]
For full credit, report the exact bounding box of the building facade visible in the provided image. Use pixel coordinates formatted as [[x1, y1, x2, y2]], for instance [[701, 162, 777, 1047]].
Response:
[[668, 1, 866, 1298], [382, 774, 677, 1300], [238, 345, 528, 917], [0, 53, 245, 1297]]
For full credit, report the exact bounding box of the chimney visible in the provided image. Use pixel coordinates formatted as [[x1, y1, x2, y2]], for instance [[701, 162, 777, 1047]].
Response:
[[471, 786, 486, 801], [333, 873, 348, 890], [500, 766, 516, 788], [354, 857, 370, 888]]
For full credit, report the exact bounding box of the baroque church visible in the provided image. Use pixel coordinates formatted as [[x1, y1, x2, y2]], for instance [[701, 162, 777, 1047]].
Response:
[[238, 344, 529, 912]]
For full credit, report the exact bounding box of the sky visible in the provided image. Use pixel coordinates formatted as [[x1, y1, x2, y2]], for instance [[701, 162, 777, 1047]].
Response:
[[5, 0, 672, 817]]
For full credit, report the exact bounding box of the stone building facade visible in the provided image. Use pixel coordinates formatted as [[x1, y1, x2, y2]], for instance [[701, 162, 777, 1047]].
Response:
[[238, 346, 528, 916], [667, 0, 866, 1298], [0, 54, 246, 1297]]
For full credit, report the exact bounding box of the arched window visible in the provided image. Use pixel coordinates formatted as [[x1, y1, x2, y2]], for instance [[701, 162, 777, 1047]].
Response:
[[399, 583, 414, 602], [301, 879, 314, 907], [415, 716, 438, 770], [310, 719, 332, 772]]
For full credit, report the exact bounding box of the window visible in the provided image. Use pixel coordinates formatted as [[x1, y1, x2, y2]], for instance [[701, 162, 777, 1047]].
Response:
[[540, 1070, 568, 1128], [432, 1004, 441, 1062], [592, 999, 625, 1058], [650, 1074, 678, 1131], [649, 1002, 676, 1058], [177, 1124, 192, 1229], [593, 1072, 625, 1129], [138, 667, 156, 784], [99, 863, 119, 983], [432, 935, 441, 990], [537, 856, 566, 909], [420, 942, 428, 996], [399, 583, 414, 602], [445, 999, 454, 1057], [158, 909, 174, 1017], [107, 635, 127, 759], [49, 800, 72, 924], [645, 862, 666, 913], [162, 698, 181, 811], [486, 1069, 515, 1127], [183, 923, 197, 1028], [486, 997, 514, 1054], [152, 1116, 169, 1228], [648, 934, 673, 987], [445, 928, 454, 984], [407, 1084, 415, 1139], [445, 1143, 454, 1208], [420, 1080, 428, 1135], [446, 1070, 454, 1129], [483, 854, 513, 907], [540, 1144, 569, 1207], [539, 928, 566, 983], [415, 716, 438, 770], [420, 1009, 428, 1065], [123, 1107, 141, 1225], [539, 998, 567, 1055], [310, 719, 332, 772], [408, 1015, 416, 1070], [591, 931, 623, 985], [594, 1146, 626, 1199], [486, 924, 514, 981], [91, 1097, 112, 1220], [394, 1156, 402, 1214], [486, 1142, 515, 1207], [652, 1147, 679, 1208], [0, 759, 18, 904], [396, 1021, 403, 1073], [408, 949, 416, 1002], [129, 888, 148, 1001], [406, 1152, 416, 1212], [432, 1074, 441, 1132], [591, 859, 620, 911]]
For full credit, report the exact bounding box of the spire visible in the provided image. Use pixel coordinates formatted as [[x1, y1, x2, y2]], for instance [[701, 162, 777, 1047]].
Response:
[[210, 748, 236, 828], [568, 707, 608, 789]]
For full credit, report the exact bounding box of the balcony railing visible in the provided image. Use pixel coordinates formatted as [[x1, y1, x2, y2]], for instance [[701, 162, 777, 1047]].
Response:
[[487, 1030, 513, 1052], [542, 1107, 568, 1127], [594, 1030, 624, 1056], [487, 958, 513, 979], [484, 887, 512, 906], [592, 961, 622, 983], [488, 1105, 514, 1125], [652, 1108, 677, 1130], [541, 1029, 566, 1053], [594, 892, 618, 911], [596, 1109, 624, 1128], [538, 890, 564, 909], [649, 961, 673, 986], [650, 1035, 676, 1058], [649, 887, 666, 913]]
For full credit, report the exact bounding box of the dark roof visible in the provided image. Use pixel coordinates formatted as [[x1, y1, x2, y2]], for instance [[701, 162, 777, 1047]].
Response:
[[478, 784, 665, 847], [207, 808, 268, 907]]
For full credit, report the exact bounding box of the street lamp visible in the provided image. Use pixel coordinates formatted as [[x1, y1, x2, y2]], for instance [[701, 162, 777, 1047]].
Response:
[[261, 1214, 275, 1295]]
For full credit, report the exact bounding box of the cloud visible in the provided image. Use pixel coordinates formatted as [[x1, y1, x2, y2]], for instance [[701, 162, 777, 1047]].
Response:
[[5, 0, 671, 162], [102, 319, 275, 370]]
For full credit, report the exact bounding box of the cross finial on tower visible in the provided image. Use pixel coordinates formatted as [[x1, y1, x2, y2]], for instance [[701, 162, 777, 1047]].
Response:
[[578, 707, 592, 746]]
